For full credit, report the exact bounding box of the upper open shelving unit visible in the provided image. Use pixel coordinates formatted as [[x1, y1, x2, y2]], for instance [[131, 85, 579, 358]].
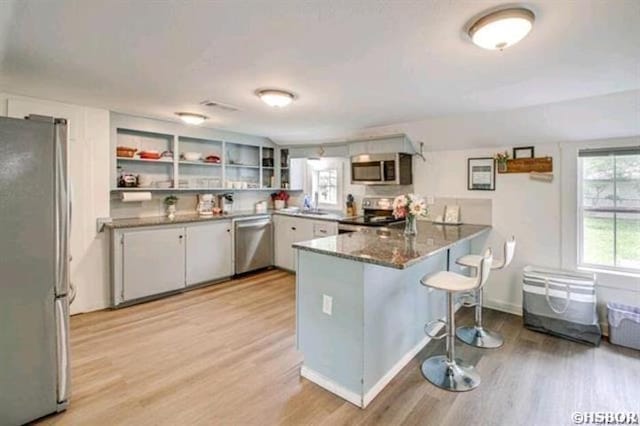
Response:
[[110, 112, 293, 192]]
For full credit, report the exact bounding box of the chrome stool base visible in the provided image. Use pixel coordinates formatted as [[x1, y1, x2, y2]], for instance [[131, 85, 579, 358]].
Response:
[[421, 355, 480, 392], [456, 325, 504, 349]]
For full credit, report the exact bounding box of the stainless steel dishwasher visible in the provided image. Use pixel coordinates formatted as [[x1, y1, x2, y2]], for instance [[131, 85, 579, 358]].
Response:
[[234, 216, 273, 274]]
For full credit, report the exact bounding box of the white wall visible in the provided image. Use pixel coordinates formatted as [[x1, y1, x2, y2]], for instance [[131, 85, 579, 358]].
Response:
[[415, 144, 562, 314], [1, 93, 111, 315], [414, 140, 640, 325]]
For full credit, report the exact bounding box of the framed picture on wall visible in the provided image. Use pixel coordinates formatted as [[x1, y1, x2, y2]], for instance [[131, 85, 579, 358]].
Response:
[[467, 157, 496, 191], [513, 146, 535, 159]]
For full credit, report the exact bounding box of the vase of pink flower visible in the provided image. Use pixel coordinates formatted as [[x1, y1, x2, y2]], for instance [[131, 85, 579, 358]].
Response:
[[392, 194, 427, 236]]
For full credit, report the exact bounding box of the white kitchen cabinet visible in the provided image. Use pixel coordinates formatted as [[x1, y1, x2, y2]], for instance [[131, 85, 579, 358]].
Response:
[[121, 227, 186, 302], [289, 158, 306, 191], [347, 135, 414, 156], [274, 215, 336, 271], [186, 221, 232, 285]]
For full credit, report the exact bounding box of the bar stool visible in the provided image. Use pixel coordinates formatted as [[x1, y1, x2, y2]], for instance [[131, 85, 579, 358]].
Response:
[[455, 236, 516, 349], [420, 249, 493, 391]]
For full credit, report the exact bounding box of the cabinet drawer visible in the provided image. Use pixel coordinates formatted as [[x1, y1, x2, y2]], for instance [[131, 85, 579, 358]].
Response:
[[313, 221, 337, 237]]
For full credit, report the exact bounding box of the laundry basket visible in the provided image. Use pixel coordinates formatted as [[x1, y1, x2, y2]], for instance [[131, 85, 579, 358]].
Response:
[[522, 266, 601, 346], [607, 303, 640, 351]]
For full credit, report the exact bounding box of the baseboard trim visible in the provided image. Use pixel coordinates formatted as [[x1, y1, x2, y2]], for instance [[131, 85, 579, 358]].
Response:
[[300, 366, 363, 407], [484, 299, 522, 316]]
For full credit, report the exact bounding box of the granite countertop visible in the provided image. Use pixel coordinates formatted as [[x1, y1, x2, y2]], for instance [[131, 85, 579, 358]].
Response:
[[105, 209, 348, 229], [293, 221, 491, 269]]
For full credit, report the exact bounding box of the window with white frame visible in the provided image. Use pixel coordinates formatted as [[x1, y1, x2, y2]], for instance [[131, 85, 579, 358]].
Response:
[[578, 147, 640, 272], [312, 168, 338, 205], [306, 158, 343, 208]]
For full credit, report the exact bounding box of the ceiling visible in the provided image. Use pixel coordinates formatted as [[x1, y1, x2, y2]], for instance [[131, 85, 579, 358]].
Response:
[[0, 0, 639, 143]]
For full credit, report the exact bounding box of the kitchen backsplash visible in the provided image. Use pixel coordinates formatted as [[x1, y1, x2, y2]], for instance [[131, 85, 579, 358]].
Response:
[[110, 191, 279, 218], [424, 197, 492, 225]]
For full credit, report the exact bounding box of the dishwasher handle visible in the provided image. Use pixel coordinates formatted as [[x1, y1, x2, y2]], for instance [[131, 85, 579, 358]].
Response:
[[235, 219, 272, 230]]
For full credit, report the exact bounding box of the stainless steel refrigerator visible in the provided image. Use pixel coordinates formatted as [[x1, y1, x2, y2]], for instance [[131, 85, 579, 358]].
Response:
[[0, 115, 71, 425]]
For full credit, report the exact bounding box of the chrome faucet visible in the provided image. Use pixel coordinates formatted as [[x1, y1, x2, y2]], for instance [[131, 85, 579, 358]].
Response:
[[314, 191, 319, 210]]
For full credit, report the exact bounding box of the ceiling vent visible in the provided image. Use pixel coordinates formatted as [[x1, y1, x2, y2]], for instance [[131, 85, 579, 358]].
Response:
[[199, 100, 239, 112]]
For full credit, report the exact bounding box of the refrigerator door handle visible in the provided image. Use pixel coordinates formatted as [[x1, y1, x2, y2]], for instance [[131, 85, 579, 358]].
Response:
[[54, 121, 70, 297], [55, 297, 71, 406]]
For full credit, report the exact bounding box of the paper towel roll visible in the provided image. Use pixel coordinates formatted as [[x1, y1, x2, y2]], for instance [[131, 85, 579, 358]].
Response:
[[121, 192, 152, 202]]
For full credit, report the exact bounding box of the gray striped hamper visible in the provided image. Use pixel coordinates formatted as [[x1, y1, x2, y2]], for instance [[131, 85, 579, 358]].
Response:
[[522, 266, 601, 346]]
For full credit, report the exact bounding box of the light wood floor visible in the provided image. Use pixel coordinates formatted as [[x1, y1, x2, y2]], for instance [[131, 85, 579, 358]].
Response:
[[39, 269, 640, 426]]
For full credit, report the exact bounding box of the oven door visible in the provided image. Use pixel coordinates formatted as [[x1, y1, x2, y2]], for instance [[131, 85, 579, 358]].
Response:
[[351, 154, 398, 185]]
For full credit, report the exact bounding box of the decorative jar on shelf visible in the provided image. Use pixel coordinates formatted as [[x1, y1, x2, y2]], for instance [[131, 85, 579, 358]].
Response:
[[495, 150, 510, 173]]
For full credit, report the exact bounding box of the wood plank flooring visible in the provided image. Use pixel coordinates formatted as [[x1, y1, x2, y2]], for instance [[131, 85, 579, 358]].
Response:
[[38, 270, 640, 425]]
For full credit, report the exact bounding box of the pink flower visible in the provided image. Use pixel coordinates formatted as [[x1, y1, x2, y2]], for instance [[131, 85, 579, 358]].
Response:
[[393, 195, 408, 209], [393, 207, 406, 219]]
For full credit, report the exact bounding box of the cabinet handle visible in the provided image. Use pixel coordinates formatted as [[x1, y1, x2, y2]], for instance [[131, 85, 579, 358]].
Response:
[[227, 229, 230, 232], [291, 227, 296, 231], [179, 235, 183, 239]]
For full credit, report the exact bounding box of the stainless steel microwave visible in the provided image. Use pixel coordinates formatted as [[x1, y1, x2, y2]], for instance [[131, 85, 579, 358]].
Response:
[[350, 153, 413, 185]]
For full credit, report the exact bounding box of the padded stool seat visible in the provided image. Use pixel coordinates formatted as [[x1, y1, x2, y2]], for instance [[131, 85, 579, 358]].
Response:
[[455, 254, 483, 269], [423, 271, 479, 293]]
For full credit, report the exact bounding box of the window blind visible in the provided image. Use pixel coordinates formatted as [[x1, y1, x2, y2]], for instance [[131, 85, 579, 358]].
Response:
[[578, 146, 640, 157]]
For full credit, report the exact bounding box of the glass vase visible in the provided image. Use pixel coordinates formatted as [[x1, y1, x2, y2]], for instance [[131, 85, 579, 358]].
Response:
[[404, 215, 417, 236]]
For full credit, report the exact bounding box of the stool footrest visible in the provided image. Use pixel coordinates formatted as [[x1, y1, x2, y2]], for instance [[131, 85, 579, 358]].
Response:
[[424, 319, 447, 340]]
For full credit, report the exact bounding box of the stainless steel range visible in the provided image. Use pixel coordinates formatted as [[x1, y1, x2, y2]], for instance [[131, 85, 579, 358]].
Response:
[[338, 197, 404, 233]]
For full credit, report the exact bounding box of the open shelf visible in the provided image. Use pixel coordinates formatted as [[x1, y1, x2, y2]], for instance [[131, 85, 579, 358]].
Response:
[[179, 160, 221, 167], [111, 188, 283, 192], [226, 164, 260, 169], [117, 157, 173, 164]]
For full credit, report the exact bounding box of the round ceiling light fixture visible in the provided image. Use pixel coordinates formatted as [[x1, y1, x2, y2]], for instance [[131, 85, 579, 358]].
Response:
[[256, 89, 295, 108], [175, 112, 208, 125], [468, 7, 535, 50]]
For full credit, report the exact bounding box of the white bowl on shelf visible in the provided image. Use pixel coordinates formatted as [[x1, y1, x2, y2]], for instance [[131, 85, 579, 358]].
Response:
[[183, 152, 202, 161]]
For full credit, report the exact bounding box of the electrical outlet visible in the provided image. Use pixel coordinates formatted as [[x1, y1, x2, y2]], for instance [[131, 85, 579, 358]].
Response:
[[426, 196, 435, 205], [322, 294, 333, 315]]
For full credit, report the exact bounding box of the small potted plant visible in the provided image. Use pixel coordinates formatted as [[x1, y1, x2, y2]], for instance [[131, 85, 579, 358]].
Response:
[[163, 195, 178, 219], [392, 194, 427, 236], [495, 150, 510, 173], [271, 191, 290, 210]]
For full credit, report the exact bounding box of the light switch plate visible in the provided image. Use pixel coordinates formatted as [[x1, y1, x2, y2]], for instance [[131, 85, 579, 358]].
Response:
[[322, 294, 333, 315]]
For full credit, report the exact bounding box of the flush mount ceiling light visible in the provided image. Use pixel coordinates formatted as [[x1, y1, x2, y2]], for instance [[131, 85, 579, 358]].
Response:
[[256, 89, 295, 108], [468, 7, 535, 50], [175, 112, 208, 125]]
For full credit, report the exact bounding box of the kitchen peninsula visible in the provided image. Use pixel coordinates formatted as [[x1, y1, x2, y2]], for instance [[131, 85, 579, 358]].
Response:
[[293, 221, 491, 408]]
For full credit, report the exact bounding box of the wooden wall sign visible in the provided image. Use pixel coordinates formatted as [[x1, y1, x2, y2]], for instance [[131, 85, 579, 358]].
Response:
[[500, 157, 553, 174]]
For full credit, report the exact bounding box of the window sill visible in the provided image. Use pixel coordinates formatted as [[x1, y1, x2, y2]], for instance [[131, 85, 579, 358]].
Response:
[[577, 265, 640, 278]]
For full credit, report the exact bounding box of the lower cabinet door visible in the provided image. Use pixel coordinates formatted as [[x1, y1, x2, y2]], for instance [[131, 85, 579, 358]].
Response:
[[122, 227, 186, 301], [274, 215, 293, 270], [186, 221, 232, 285]]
